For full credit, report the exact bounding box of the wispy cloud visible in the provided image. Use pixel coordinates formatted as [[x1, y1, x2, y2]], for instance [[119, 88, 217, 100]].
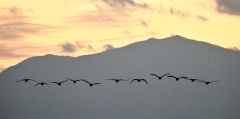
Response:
[[72, 0, 151, 27], [0, 45, 28, 59], [0, 7, 54, 40], [157, 5, 191, 18], [76, 41, 95, 52], [157, 5, 209, 22], [102, 0, 150, 9], [72, 2, 133, 27], [215, 0, 240, 15], [0, 7, 28, 21], [168, 7, 190, 18]]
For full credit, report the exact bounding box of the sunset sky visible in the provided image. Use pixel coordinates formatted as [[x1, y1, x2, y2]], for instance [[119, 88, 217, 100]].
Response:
[[0, 0, 240, 71]]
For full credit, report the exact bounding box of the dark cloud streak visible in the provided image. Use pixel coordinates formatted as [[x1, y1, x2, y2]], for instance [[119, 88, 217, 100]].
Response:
[[140, 19, 148, 28], [196, 15, 209, 22], [169, 7, 190, 18], [102, 0, 150, 9], [76, 41, 95, 52]]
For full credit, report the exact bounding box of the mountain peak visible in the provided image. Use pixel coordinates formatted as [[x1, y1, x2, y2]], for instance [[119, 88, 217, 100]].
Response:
[[165, 35, 189, 40], [147, 35, 187, 41], [147, 37, 159, 41]]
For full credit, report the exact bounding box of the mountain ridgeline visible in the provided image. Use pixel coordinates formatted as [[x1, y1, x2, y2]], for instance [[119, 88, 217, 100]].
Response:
[[0, 35, 239, 119]]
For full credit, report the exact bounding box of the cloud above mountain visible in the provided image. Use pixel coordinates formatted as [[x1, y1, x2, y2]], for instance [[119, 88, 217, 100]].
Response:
[[59, 41, 96, 53], [215, 0, 240, 15], [60, 42, 77, 53]]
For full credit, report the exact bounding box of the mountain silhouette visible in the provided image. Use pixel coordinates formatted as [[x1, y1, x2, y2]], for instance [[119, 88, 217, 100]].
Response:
[[0, 35, 239, 119]]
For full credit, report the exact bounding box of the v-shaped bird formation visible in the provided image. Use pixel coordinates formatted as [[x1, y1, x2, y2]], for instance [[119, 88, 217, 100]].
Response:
[[16, 73, 219, 88]]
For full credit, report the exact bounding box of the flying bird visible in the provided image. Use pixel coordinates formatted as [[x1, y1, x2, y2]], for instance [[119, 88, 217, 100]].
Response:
[[34, 82, 49, 87], [130, 79, 148, 84], [50, 80, 68, 86], [167, 75, 187, 81], [81, 80, 101, 87], [65, 77, 81, 83], [16, 78, 37, 83], [197, 80, 219, 85], [184, 78, 200, 82], [150, 73, 170, 80], [105, 79, 129, 83], [167, 75, 181, 81]]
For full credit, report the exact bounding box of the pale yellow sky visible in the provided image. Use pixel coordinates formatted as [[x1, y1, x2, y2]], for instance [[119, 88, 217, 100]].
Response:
[[0, 0, 240, 71]]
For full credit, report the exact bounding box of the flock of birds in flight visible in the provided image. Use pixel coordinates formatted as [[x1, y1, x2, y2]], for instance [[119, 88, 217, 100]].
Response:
[[16, 73, 219, 88]]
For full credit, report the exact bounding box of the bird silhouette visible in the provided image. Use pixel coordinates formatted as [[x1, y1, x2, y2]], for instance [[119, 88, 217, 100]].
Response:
[[167, 75, 187, 81], [184, 78, 200, 82], [81, 80, 101, 87], [34, 82, 49, 87], [16, 78, 37, 83], [130, 79, 148, 84], [50, 80, 68, 86], [197, 80, 219, 85], [65, 77, 81, 84], [105, 79, 129, 83], [150, 73, 170, 80]]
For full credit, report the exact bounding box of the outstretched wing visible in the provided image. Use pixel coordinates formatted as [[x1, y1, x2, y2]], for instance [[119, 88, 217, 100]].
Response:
[[105, 79, 115, 81], [189, 78, 199, 81], [60, 80, 69, 83], [179, 76, 188, 79], [196, 79, 205, 83], [130, 79, 137, 84], [93, 83, 101, 85], [50, 82, 58, 84], [119, 79, 129, 81], [44, 83, 50, 87], [34, 83, 41, 87], [28, 79, 38, 82], [141, 79, 148, 84], [81, 79, 90, 84], [209, 80, 219, 83], [150, 74, 160, 78]]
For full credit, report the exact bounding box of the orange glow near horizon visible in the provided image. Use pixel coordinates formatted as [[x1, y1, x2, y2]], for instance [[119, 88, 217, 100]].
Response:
[[0, 0, 240, 71]]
